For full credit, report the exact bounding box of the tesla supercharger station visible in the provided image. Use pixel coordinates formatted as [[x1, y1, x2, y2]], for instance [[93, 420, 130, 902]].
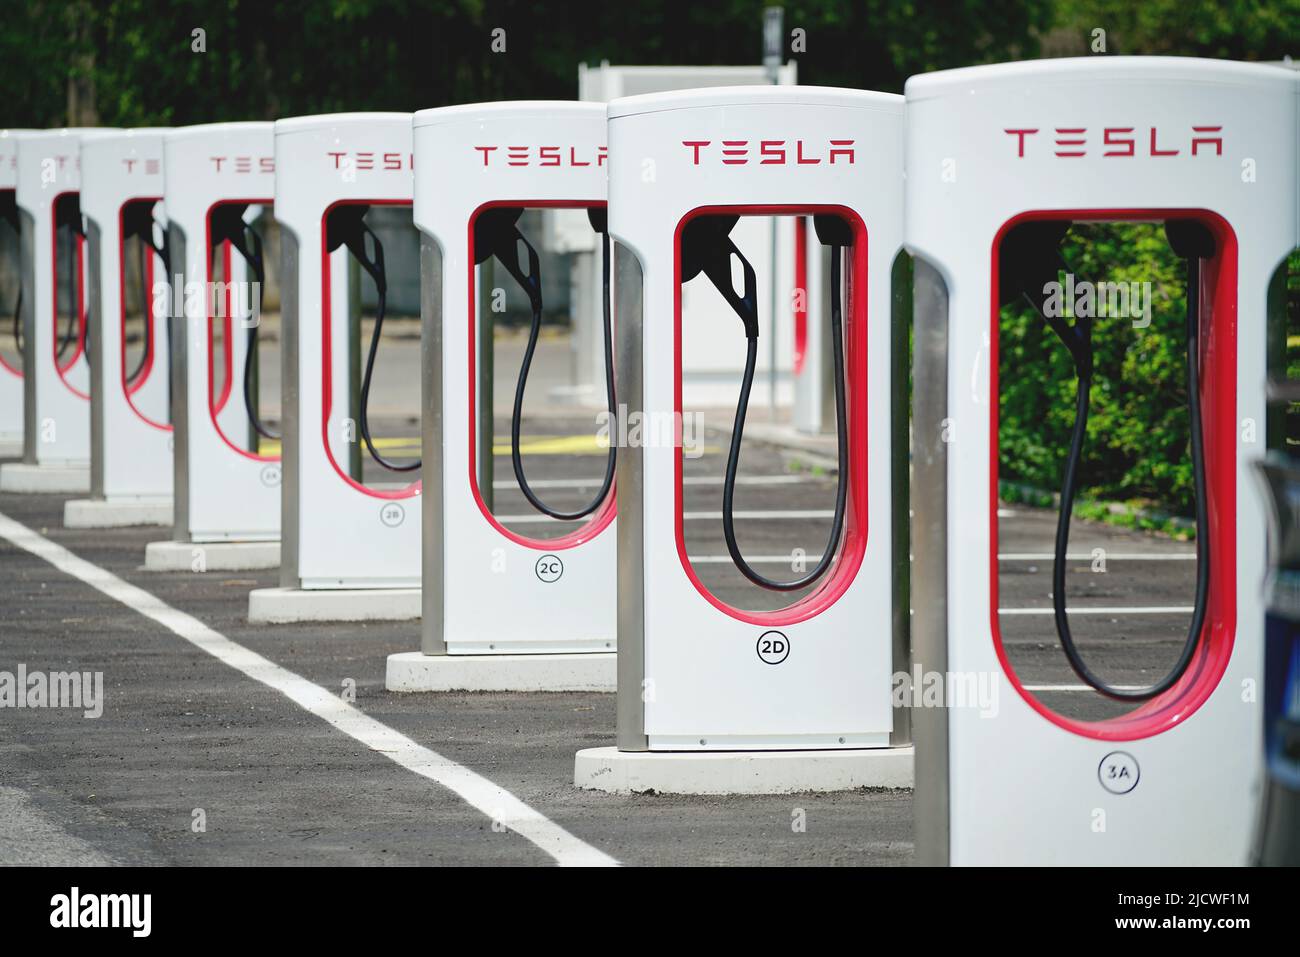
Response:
[[907, 58, 1297, 864], [248, 113, 417, 623], [0, 130, 33, 456], [64, 128, 173, 528], [0, 128, 103, 493], [385, 101, 617, 692], [573, 87, 912, 794], [144, 123, 280, 572]]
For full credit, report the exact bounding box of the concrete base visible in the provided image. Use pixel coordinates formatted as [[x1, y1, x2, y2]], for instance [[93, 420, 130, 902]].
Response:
[[64, 497, 172, 528], [573, 745, 914, 795], [0, 462, 91, 494], [249, 586, 421, 624], [386, 651, 616, 693], [144, 539, 280, 572]]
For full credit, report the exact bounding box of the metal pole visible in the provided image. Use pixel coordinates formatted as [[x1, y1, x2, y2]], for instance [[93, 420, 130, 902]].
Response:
[[764, 6, 783, 418]]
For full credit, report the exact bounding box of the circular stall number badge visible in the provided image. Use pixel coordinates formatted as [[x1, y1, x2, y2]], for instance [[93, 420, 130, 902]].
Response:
[[259, 464, 282, 488], [535, 554, 563, 583], [1098, 751, 1140, 795], [380, 503, 405, 528], [756, 630, 790, 665]]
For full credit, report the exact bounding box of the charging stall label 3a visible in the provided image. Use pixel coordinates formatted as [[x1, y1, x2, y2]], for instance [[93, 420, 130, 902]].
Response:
[[757, 630, 790, 665], [1098, 751, 1140, 795]]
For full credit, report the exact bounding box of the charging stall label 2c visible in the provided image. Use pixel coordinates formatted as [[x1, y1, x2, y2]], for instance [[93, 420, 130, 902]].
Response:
[[535, 554, 563, 583]]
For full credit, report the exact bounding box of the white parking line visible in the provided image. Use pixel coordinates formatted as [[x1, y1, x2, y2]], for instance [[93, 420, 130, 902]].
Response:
[[999, 552, 1195, 560], [688, 554, 819, 564], [1022, 684, 1150, 692], [493, 474, 817, 490], [0, 511, 617, 869], [497, 508, 836, 524], [999, 606, 1194, 615]]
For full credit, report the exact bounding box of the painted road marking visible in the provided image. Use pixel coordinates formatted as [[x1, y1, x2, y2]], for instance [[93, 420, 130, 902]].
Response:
[[498, 508, 839, 524], [998, 606, 1194, 615], [0, 511, 617, 868], [493, 474, 820, 490], [1022, 684, 1151, 692], [999, 552, 1195, 560]]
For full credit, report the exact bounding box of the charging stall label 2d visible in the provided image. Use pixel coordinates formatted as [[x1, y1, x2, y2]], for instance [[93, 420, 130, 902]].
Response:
[[757, 630, 790, 665]]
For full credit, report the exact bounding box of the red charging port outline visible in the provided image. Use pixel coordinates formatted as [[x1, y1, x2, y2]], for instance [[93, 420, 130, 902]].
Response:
[[465, 198, 616, 551], [989, 208, 1239, 741], [0, 188, 20, 378], [204, 198, 277, 462], [51, 192, 89, 397], [792, 216, 808, 375], [674, 204, 870, 626], [118, 197, 170, 432], [319, 198, 420, 501]]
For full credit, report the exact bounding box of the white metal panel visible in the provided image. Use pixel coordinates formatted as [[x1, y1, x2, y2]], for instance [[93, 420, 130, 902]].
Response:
[[608, 86, 904, 749], [274, 112, 419, 588], [413, 101, 616, 653], [904, 56, 1298, 865], [81, 129, 172, 500], [163, 123, 279, 541]]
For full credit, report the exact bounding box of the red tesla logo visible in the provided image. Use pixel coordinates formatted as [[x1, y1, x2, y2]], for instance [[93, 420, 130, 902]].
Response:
[[681, 139, 856, 165], [1004, 126, 1223, 158], [208, 156, 276, 173], [326, 151, 412, 171], [120, 159, 162, 175], [473, 145, 607, 167]]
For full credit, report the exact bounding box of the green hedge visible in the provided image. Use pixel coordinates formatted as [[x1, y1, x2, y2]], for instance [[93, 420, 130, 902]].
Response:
[[998, 222, 1202, 516]]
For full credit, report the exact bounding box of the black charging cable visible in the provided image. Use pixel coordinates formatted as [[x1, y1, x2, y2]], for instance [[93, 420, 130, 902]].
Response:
[[123, 202, 170, 386], [1, 192, 20, 354], [477, 207, 616, 520], [211, 204, 275, 441], [54, 194, 86, 363], [684, 214, 850, 592], [327, 206, 414, 473], [1008, 220, 1214, 701]]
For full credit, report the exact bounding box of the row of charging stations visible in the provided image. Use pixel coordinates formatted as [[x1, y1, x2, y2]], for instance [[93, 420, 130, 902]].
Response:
[[2, 56, 1293, 865]]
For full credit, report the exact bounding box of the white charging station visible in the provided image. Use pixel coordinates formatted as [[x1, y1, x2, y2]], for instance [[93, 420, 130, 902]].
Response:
[[573, 87, 912, 794], [144, 123, 280, 572], [248, 112, 418, 622], [0, 129, 33, 458], [907, 58, 1298, 864], [385, 101, 616, 692], [64, 128, 173, 528], [0, 128, 103, 493]]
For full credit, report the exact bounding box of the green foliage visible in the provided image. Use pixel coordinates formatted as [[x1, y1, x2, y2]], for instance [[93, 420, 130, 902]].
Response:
[[998, 223, 1198, 514], [2, 0, 1059, 127]]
